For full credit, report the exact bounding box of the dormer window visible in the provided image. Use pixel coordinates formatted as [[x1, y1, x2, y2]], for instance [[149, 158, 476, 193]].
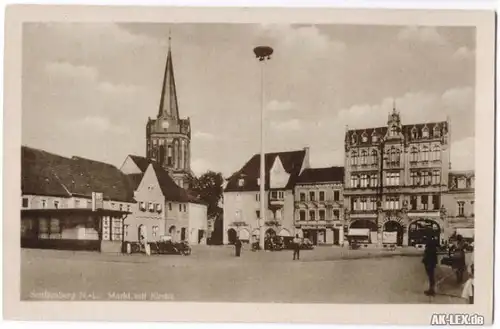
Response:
[[238, 178, 244, 187], [433, 125, 441, 138], [390, 125, 398, 136], [361, 133, 368, 143], [351, 134, 358, 144], [411, 127, 418, 139], [372, 134, 378, 143], [422, 127, 429, 138]]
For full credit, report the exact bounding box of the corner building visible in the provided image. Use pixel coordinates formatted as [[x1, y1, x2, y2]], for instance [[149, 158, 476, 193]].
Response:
[[343, 108, 450, 246]]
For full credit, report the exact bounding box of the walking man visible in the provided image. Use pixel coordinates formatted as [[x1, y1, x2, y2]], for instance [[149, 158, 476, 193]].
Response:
[[422, 234, 438, 296], [293, 234, 301, 260]]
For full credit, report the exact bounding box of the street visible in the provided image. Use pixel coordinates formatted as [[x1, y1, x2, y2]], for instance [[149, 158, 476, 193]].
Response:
[[21, 246, 472, 304]]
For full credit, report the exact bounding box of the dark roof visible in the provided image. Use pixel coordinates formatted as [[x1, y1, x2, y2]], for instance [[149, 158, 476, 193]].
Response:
[[126, 173, 144, 190], [225, 150, 306, 192], [21, 146, 135, 202], [128, 155, 153, 173], [345, 121, 448, 146], [150, 163, 203, 204], [297, 167, 344, 184], [21, 208, 131, 217]]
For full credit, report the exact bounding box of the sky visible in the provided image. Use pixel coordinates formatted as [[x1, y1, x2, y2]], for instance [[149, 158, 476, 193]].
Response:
[[22, 23, 476, 177]]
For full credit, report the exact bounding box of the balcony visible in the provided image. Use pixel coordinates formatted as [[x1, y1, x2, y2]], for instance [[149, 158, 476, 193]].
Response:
[[294, 199, 343, 209], [269, 191, 285, 207]]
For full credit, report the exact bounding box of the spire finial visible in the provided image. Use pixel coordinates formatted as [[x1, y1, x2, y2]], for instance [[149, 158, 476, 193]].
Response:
[[168, 29, 172, 49], [392, 98, 396, 113]]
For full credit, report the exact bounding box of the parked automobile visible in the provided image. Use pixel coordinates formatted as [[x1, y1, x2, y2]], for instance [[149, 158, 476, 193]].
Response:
[[125, 236, 191, 256]]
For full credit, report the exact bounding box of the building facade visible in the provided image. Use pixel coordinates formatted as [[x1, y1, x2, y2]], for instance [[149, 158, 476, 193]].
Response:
[[442, 170, 475, 239], [343, 108, 450, 246], [145, 41, 192, 189], [294, 167, 345, 245], [120, 156, 208, 245], [223, 148, 310, 244]]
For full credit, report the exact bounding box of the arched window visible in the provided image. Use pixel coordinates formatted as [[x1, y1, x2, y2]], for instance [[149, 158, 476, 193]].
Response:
[[351, 151, 358, 166], [432, 145, 441, 161], [410, 146, 418, 162], [422, 127, 429, 138], [411, 127, 418, 139], [371, 150, 378, 165], [360, 150, 368, 165], [361, 133, 368, 143], [421, 145, 429, 161]]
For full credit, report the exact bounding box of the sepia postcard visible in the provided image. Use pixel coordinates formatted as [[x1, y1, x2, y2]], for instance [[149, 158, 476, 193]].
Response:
[[3, 5, 495, 325]]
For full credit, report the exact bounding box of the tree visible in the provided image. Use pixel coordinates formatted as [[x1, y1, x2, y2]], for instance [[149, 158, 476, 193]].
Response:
[[187, 171, 224, 219]]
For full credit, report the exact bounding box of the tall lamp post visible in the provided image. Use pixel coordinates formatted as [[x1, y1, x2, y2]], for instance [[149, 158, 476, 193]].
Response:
[[253, 46, 273, 251]]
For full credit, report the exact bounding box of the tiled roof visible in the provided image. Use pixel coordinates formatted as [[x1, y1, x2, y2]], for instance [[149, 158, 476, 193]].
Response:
[[225, 149, 306, 192], [345, 121, 448, 146], [126, 173, 144, 190], [297, 167, 344, 184], [150, 162, 203, 204], [21, 146, 135, 202], [128, 155, 153, 173]]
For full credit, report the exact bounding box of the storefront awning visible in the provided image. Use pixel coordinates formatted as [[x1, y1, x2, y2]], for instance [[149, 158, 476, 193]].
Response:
[[348, 228, 370, 236]]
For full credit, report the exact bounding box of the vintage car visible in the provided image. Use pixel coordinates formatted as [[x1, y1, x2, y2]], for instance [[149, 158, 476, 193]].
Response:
[[125, 236, 191, 256]]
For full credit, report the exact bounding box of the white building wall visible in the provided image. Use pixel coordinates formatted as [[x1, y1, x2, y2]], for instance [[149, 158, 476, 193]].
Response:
[[188, 203, 208, 244]]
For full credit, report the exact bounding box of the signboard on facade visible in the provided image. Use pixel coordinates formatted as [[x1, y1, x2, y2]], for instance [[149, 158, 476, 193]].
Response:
[[382, 231, 397, 244], [92, 192, 104, 211]]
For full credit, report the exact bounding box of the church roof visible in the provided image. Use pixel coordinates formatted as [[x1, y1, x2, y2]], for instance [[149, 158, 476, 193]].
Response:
[[150, 162, 203, 204], [22, 146, 136, 202], [128, 155, 153, 173], [225, 149, 307, 192], [297, 167, 344, 184], [157, 41, 179, 119]]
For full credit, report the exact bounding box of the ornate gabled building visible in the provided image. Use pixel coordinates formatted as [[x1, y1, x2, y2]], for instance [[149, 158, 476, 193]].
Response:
[[343, 107, 451, 246], [145, 39, 192, 189]]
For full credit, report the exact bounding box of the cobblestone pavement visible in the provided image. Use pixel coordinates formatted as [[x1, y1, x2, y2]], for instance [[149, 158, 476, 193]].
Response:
[[21, 246, 472, 304]]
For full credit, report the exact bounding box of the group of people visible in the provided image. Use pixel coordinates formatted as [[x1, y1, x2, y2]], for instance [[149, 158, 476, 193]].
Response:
[[233, 234, 304, 260], [422, 234, 473, 303]]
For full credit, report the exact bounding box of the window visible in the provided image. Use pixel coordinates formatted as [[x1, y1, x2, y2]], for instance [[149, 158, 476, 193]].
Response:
[[411, 171, 420, 185], [73, 200, 79, 208], [238, 178, 244, 187], [370, 175, 378, 188], [309, 210, 316, 221], [386, 172, 400, 186], [422, 127, 429, 138], [256, 193, 260, 202], [389, 147, 400, 164], [299, 210, 306, 221], [457, 178, 466, 189], [410, 147, 418, 162], [421, 195, 429, 210], [156, 203, 162, 212], [168, 203, 172, 211], [411, 127, 418, 139], [369, 198, 377, 210], [300, 193, 306, 202], [350, 175, 359, 188], [139, 201, 146, 211], [87, 200, 92, 209], [385, 196, 399, 210], [361, 133, 368, 143], [360, 150, 368, 165], [333, 191, 340, 201], [124, 224, 129, 237], [319, 191, 325, 201], [421, 146, 429, 161], [360, 198, 367, 211], [179, 204, 182, 211], [432, 145, 441, 161], [457, 201, 465, 216], [371, 150, 378, 165], [309, 191, 315, 201], [127, 205, 131, 212], [432, 170, 440, 185], [433, 126, 441, 138], [54, 200, 59, 209], [390, 125, 398, 136], [183, 204, 187, 212], [256, 210, 261, 219], [421, 171, 430, 185], [372, 134, 378, 143], [351, 134, 358, 144], [22, 198, 29, 208], [319, 210, 326, 221], [278, 191, 284, 199], [111, 203, 116, 209], [470, 201, 475, 217], [351, 151, 358, 166], [351, 198, 356, 211], [152, 226, 159, 237], [360, 174, 369, 188], [333, 209, 340, 220], [410, 196, 417, 210], [119, 204, 123, 211], [432, 195, 440, 210]]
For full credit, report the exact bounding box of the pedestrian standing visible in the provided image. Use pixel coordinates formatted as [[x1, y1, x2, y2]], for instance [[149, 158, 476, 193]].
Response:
[[235, 238, 242, 257], [293, 234, 301, 260], [452, 235, 467, 283], [461, 263, 474, 304], [422, 234, 438, 296]]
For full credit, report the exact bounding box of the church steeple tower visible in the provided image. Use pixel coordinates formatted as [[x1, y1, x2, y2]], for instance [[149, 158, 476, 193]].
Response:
[[146, 34, 192, 189], [158, 34, 179, 120]]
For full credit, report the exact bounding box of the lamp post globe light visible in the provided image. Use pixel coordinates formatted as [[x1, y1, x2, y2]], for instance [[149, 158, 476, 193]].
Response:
[[253, 46, 273, 251]]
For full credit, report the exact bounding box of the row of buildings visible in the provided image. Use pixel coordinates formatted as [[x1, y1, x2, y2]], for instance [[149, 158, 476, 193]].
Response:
[[222, 110, 475, 247], [21, 41, 209, 252]]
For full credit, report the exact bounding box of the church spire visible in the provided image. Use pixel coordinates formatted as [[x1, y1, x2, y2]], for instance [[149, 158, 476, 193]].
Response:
[[158, 32, 179, 120]]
